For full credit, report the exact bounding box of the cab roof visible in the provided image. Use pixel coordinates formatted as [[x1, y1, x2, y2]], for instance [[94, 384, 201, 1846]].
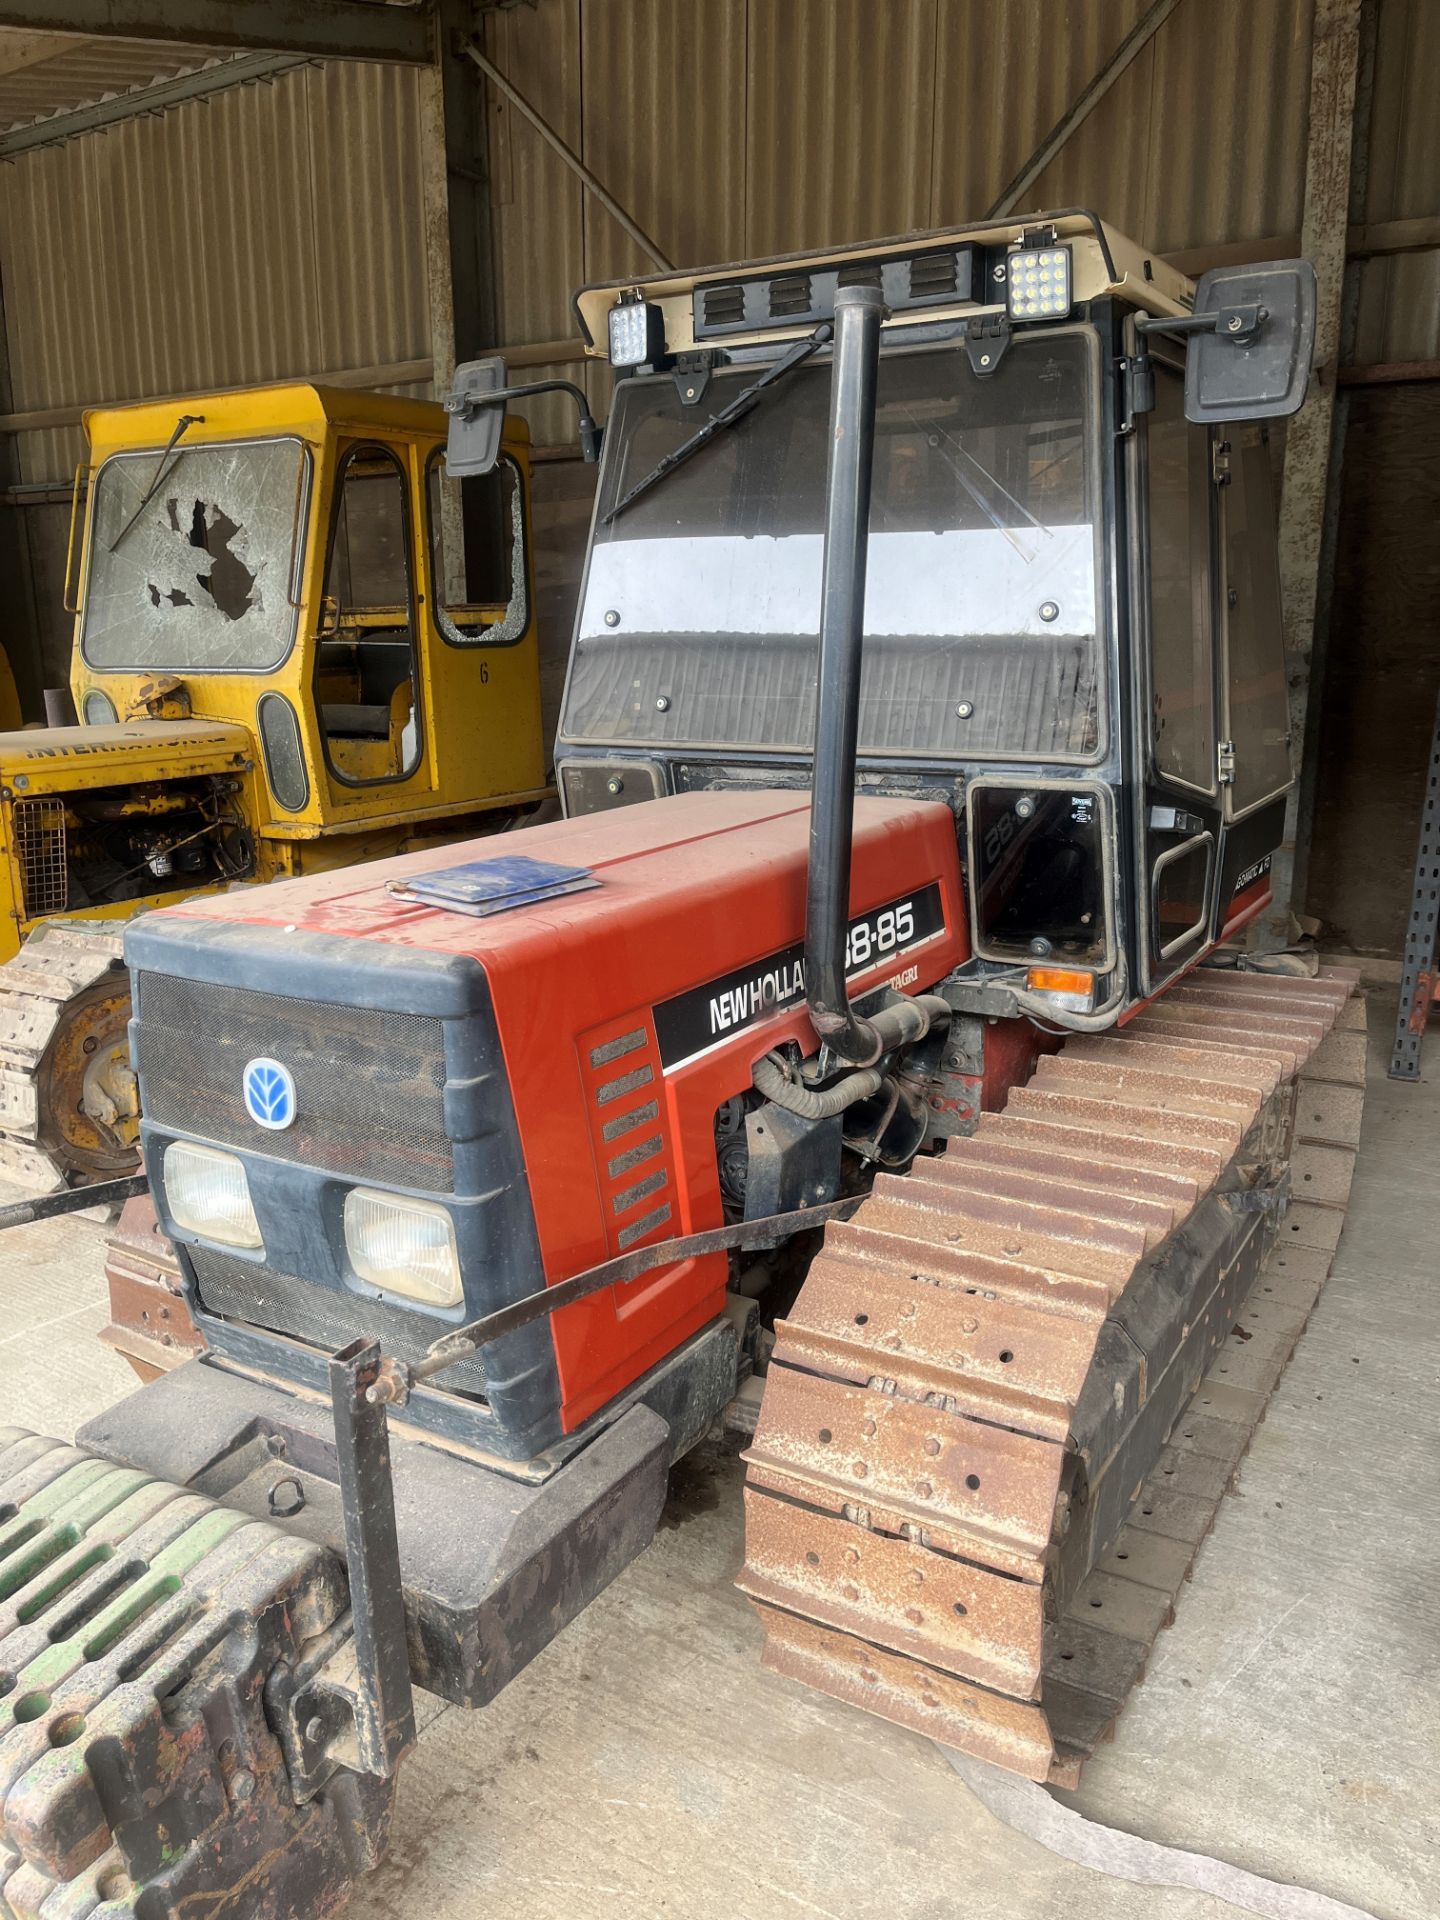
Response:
[[83, 382, 532, 458], [574, 208, 1194, 360]]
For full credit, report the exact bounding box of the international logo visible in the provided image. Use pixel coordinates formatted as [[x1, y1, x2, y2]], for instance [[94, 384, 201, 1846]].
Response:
[[242, 1057, 296, 1131]]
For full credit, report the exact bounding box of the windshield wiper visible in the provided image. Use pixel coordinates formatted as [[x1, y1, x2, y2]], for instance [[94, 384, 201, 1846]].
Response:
[[109, 412, 204, 554], [602, 324, 832, 524]]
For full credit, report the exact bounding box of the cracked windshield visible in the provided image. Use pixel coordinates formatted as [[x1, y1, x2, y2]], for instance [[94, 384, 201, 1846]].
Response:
[[81, 436, 308, 672], [566, 333, 1098, 761]]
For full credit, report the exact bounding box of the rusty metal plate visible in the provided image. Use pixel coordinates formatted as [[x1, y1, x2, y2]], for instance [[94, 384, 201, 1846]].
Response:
[[892, 1165, 1153, 1260], [1068, 1031, 1284, 1097], [913, 1153, 1177, 1248], [739, 1489, 1046, 1699], [1033, 1054, 1262, 1126], [744, 1365, 1064, 1578], [838, 1218, 1115, 1317], [754, 1605, 1056, 1782], [934, 1130, 1197, 1215], [983, 1112, 1226, 1186], [772, 1248, 1103, 1442], [845, 1186, 1139, 1294], [1124, 1012, 1306, 1075], [1005, 1085, 1246, 1155]]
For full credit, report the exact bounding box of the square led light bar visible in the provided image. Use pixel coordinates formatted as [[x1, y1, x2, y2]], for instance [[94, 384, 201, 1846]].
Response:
[[1005, 244, 1072, 321], [607, 294, 665, 367]]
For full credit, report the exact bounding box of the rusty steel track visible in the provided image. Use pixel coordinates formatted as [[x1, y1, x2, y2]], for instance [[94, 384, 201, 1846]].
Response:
[[740, 965, 1366, 1786]]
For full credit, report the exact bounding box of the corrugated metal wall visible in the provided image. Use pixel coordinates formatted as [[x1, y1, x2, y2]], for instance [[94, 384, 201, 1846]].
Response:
[[0, 58, 432, 488], [1352, 0, 1440, 362], [483, 0, 1326, 441]]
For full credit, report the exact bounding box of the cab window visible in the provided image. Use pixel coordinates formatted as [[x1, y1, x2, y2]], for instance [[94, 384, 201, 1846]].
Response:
[[1145, 364, 1215, 792], [316, 444, 421, 785], [1223, 425, 1292, 812], [426, 450, 529, 645]]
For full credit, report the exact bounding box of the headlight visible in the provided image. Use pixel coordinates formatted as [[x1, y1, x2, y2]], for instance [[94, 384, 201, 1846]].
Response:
[[164, 1142, 263, 1250], [1005, 244, 1071, 320], [344, 1188, 462, 1308], [607, 294, 664, 367]]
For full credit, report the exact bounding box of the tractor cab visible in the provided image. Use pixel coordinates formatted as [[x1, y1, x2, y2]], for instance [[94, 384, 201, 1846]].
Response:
[[67, 384, 546, 844], [479, 212, 1311, 1030]]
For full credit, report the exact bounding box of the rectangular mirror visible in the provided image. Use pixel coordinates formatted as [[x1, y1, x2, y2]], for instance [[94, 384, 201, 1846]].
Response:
[[1184, 259, 1316, 424], [445, 356, 508, 477]]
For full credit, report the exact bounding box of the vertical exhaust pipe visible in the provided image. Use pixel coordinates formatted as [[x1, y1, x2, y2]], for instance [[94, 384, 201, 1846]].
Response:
[[805, 281, 886, 1066]]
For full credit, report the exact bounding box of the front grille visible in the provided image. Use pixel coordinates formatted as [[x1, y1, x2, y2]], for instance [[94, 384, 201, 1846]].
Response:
[[15, 797, 68, 917], [137, 969, 453, 1190], [190, 1245, 490, 1395]]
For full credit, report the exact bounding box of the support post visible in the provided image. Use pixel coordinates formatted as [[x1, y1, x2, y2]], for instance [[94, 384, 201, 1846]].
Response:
[[328, 1338, 416, 1779], [1261, 0, 1366, 946]]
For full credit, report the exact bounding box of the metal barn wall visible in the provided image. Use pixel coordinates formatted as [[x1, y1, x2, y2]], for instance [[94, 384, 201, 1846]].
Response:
[[0, 57, 432, 490], [0, 57, 434, 688], [1352, 0, 1440, 363], [481, 0, 1320, 442]]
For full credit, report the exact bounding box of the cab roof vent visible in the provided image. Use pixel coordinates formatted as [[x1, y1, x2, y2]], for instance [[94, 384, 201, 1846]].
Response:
[[908, 250, 959, 301], [769, 273, 814, 319], [701, 282, 745, 329]]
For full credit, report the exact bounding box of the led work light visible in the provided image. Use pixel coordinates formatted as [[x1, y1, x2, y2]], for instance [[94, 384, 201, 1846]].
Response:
[[1005, 245, 1072, 321], [607, 293, 665, 367]]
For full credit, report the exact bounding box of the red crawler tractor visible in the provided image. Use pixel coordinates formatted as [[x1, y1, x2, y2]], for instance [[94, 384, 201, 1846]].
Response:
[[1, 213, 1365, 1916]]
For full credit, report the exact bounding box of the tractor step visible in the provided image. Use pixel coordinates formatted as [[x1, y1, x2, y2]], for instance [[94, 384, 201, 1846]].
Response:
[[0, 1430, 395, 1917], [740, 966, 1366, 1785]]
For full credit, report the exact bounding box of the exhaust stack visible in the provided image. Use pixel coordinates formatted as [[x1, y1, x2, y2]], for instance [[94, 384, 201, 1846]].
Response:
[[804, 280, 887, 1066]]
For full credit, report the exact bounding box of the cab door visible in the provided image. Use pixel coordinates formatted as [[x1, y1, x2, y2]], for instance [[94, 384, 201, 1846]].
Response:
[[1132, 351, 1225, 994]]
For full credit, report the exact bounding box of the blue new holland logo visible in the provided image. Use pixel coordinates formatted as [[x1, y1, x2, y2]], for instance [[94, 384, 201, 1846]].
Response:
[[242, 1057, 296, 1131]]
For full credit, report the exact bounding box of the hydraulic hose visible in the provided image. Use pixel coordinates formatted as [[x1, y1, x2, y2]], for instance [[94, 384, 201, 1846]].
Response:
[[751, 994, 950, 1119], [752, 1052, 884, 1119]]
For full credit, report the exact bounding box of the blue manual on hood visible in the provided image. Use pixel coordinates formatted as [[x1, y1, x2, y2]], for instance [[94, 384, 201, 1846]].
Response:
[[388, 854, 599, 917]]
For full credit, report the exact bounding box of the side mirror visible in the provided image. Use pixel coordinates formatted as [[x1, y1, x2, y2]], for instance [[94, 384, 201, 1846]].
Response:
[[1183, 259, 1316, 424], [445, 356, 508, 477]]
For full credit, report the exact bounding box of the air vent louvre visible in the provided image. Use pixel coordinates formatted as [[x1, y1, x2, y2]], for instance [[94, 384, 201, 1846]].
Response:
[[769, 273, 813, 318], [702, 283, 745, 328], [908, 251, 958, 300]]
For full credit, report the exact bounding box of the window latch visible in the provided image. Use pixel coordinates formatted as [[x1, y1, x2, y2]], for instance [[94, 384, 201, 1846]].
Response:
[[1217, 740, 1236, 785]]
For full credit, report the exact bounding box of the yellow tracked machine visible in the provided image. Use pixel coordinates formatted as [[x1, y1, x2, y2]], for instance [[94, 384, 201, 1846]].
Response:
[[1, 213, 1368, 1915], [0, 383, 547, 1198]]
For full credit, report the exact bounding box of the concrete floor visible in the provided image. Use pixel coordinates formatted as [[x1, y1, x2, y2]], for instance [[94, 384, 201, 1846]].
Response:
[[2, 993, 1434, 1919]]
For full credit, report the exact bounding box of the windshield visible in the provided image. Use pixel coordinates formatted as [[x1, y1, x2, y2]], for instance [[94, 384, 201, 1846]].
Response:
[[563, 333, 1100, 761], [80, 436, 308, 673]]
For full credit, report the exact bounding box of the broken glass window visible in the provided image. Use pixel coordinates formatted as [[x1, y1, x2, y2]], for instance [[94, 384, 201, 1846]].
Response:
[[81, 437, 308, 672], [426, 451, 529, 646]]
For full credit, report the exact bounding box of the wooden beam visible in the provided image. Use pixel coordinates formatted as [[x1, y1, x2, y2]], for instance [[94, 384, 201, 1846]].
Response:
[[1339, 357, 1440, 386]]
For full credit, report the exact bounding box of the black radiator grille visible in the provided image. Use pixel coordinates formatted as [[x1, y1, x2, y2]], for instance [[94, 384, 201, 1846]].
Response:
[[137, 970, 453, 1191], [190, 1245, 489, 1395]]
